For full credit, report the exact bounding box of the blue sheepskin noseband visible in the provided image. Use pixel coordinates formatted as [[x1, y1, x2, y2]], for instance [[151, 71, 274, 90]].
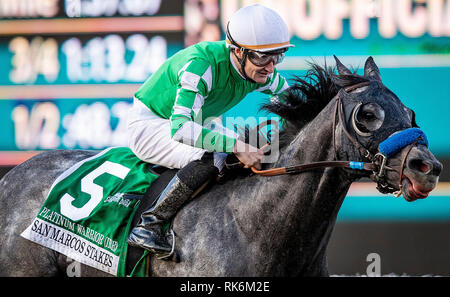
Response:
[[378, 128, 428, 158]]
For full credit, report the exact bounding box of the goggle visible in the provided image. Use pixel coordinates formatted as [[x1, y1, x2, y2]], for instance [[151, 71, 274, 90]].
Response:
[[226, 22, 287, 67], [247, 50, 286, 67]]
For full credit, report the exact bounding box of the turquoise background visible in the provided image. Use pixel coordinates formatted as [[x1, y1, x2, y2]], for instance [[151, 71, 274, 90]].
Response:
[[338, 195, 450, 222]]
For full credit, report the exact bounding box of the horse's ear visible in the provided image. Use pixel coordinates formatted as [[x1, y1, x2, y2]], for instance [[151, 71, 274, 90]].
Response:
[[333, 55, 352, 76], [364, 56, 381, 81]]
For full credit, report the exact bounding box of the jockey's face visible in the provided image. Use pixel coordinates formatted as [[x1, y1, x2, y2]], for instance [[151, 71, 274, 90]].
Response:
[[233, 48, 275, 84]]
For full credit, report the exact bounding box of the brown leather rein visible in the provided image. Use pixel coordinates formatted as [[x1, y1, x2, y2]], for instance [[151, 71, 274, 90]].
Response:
[[250, 160, 376, 176]]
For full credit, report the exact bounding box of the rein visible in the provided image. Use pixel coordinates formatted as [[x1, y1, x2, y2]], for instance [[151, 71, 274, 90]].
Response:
[[247, 82, 426, 197], [250, 160, 376, 176]]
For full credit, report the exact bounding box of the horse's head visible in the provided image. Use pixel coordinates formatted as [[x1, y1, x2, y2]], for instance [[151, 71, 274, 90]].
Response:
[[333, 56, 442, 202]]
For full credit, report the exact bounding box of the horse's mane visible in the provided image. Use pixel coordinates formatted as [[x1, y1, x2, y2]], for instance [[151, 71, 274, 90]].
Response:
[[260, 61, 369, 148]]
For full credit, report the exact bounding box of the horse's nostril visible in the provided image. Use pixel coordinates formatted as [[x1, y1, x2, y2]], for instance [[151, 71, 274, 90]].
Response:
[[419, 162, 430, 174], [408, 159, 443, 176], [408, 159, 432, 174]]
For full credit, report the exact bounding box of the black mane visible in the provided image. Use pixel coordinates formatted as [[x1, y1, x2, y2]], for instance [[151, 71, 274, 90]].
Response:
[[261, 62, 369, 148]]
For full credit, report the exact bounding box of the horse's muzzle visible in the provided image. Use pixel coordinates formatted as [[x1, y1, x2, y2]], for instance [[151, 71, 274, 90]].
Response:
[[401, 146, 442, 201]]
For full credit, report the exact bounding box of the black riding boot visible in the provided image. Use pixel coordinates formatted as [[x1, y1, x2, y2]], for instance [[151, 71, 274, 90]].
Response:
[[127, 153, 219, 258]]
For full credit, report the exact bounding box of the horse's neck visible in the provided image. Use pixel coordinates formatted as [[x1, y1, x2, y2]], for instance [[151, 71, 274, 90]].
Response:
[[240, 100, 353, 275], [276, 99, 352, 204]]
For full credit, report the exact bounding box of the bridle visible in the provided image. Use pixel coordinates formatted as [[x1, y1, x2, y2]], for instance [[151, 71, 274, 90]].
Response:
[[243, 82, 426, 197]]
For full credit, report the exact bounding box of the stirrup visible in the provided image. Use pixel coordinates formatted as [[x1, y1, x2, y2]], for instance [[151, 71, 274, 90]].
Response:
[[155, 229, 176, 260]]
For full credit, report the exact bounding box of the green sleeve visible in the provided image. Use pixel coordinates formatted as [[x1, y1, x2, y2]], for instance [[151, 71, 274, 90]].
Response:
[[169, 59, 237, 153]]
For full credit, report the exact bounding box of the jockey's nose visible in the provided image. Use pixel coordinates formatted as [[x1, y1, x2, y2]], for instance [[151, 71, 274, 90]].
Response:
[[264, 61, 275, 73]]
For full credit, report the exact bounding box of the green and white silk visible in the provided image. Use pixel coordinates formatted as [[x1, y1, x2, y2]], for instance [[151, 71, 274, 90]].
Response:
[[135, 40, 289, 153]]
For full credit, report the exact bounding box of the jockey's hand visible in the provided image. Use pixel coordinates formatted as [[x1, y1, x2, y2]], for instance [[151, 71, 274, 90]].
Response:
[[232, 140, 264, 170]]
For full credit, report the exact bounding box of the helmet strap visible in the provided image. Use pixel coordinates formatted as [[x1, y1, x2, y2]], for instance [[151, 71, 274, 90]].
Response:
[[233, 48, 256, 83], [227, 21, 256, 83]]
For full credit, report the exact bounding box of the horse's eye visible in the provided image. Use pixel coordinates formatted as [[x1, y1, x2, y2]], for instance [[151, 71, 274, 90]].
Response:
[[352, 102, 385, 136], [359, 111, 375, 121]]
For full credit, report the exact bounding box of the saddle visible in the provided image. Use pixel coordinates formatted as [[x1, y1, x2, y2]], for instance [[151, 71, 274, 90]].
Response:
[[133, 154, 253, 221], [125, 121, 275, 273]]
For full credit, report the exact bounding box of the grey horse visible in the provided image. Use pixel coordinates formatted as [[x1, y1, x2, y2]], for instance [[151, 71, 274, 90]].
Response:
[[0, 57, 442, 276]]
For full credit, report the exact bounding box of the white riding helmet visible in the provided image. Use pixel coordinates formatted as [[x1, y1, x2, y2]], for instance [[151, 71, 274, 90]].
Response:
[[226, 4, 294, 52]]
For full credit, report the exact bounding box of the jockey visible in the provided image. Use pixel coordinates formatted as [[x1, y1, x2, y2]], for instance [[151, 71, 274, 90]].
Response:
[[127, 4, 294, 258]]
